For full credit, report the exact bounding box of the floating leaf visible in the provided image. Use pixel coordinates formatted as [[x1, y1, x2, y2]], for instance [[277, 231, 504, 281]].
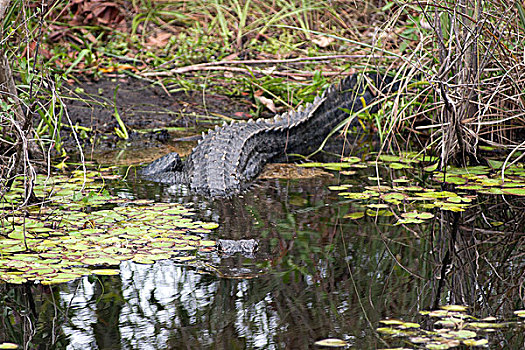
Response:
[[341, 156, 361, 163], [416, 191, 458, 199], [378, 155, 401, 162], [376, 327, 415, 337], [396, 218, 424, 225], [443, 176, 467, 185], [456, 184, 483, 190], [478, 178, 503, 187], [478, 187, 505, 195], [380, 319, 404, 325], [297, 162, 326, 168], [435, 319, 464, 328], [389, 162, 413, 169], [424, 163, 439, 172], [486, 159, 504, 170], [338, 192, 371, 200], [402, 211, 434, 220], [382, 192, 407, 200], [467, 322, 508, 329], [448, 330, 476, 339], [173, 256, 195, 262], [434, 202, 468, 212], [132, 256, 156, 264], [344, 212, 365, 220], [440, 305, 468, 312], [313, 338, 349, 347], [462, 339, 488, 346], [425, 341, 458, 349], [92, 269, 120, 276], [367, 203, 390, 209], [400, 322, 420, 329], [502, 188, 525, 196], [409, 336, 430, 344], [328, 185, 353, 191], [365, 185, 391, 192], [513, 310, 525, 318]]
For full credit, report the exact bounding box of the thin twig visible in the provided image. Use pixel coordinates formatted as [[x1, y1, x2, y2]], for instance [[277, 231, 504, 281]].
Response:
[[141, 54, 387, 77], [142, 65, 356, 78]]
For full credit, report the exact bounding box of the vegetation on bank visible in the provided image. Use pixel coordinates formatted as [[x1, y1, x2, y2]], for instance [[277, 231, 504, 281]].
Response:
[[1, 0, 524, 208]]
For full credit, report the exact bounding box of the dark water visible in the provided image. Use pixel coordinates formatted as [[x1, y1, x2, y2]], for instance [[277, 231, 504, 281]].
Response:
[[1, 168, 524, 349]]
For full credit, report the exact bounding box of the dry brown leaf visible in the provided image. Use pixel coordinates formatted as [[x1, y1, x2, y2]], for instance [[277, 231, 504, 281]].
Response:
[[254, 95, 276, 113], [312, 35, 335, 48], [146, 31, 172, 47]]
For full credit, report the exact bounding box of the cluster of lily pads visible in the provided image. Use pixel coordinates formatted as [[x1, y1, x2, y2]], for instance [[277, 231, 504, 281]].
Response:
[[0, 170, 218, 284], [299, 154, 525, 225], [377, 305, 525, 349]]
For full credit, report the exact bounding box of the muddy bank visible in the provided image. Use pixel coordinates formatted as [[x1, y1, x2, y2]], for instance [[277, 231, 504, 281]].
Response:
[[62, 75, 256, 161]]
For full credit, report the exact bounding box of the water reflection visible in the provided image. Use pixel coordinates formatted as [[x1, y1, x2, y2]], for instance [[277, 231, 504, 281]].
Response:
[[1, 174, 524, 349]]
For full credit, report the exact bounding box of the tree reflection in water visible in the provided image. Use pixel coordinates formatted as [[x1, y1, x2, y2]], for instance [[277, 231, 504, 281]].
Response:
[[1, 176, 523, 349]]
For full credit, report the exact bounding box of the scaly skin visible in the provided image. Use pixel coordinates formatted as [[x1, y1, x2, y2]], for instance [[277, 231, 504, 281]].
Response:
[[141, 72, 399, 196]]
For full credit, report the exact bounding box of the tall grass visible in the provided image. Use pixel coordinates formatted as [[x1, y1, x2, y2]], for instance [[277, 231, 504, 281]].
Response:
[[382, 1, 525, 167], [1, 0, 85, 210]]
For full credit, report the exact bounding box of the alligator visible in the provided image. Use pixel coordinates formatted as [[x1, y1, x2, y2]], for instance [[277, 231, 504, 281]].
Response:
[[141, 72, 400, 196]]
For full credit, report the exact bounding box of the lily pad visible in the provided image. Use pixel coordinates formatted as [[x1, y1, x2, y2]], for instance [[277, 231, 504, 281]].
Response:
[[344, 212, 365, 220], [502, 188, 525, 196], [462, 339, 488, 346], [92, 269, 120, 276], [513, 310, 525, 318], [313, 338, 349, 347], [440, 305, 468, 312]]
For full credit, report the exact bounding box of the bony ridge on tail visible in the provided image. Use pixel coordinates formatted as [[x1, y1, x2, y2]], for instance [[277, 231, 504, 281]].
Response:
[[141, 72, 402, 196]]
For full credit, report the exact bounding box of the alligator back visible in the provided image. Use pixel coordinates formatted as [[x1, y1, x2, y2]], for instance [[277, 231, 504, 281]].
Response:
[[143, 72, 399, 196]]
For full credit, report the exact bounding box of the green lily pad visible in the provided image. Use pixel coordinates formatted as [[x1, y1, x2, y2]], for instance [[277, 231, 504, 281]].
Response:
[[443, 176, 467, 185], [378, 154, 402, 162], [389, 162, 413, 169], [477, 187, 505, 195], [379, 319, 406, 326], [92, 269, 120, 276], [396, 218, 424, 225], [513, 310, 525, 318], [440, 305, 468, 312], [367, 203, 390, 209], [341, 156, 362, 163], [502, 188, 525, 196], [344, 212, 365, 220], [467, 322, 508, 329], [328, 185, 353, 191], [366, 209, 394, 217], [338, 192, 371, 200], [82, 256, 120, 266], [313, 338, 349, 347], [456, 184, 484, 190], [424, 163, 439, 172], [447, 330, 477, 339], [462, 339, 488, 346]]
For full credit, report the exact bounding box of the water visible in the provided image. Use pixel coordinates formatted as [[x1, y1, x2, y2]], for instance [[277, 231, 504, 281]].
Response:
[[1, 170, 524, 349]]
